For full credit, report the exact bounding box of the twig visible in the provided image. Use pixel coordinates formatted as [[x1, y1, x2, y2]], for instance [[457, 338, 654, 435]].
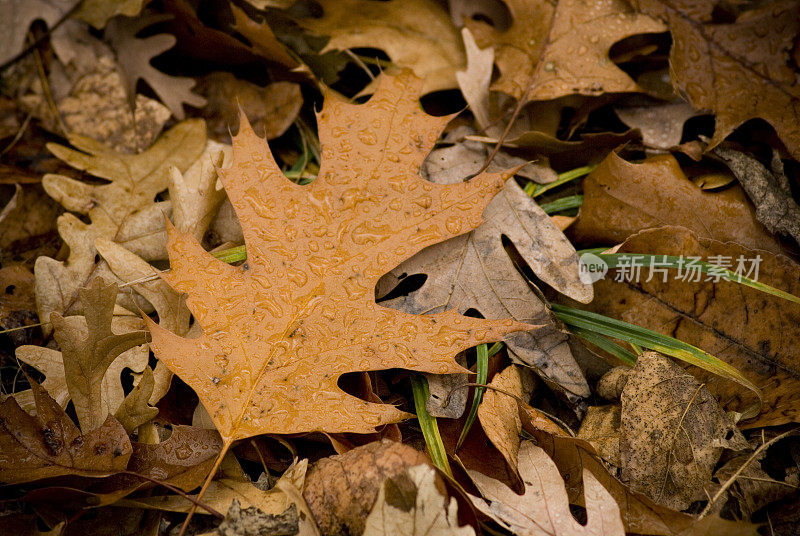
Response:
[[699, 428, 798, 518], [474, 83, 533, 176]]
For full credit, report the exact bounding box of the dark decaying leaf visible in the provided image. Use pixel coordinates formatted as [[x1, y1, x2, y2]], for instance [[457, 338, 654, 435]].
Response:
[[0, 378, 132, 485]]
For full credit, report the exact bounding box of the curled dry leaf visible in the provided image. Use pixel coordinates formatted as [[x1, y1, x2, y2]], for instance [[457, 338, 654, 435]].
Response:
[[363, 464, 475, 536], [520, 403, 759, 536], [478, 365, 535, 476], [576, 405, 621, 467], [468, 440, 625, 536], [567, 151, 784, 253], [713, 146, 800, 246], [195, 73, 303, 144], [578, 226, 800, 428], [619, 352, 748, 510], [104, 13, 206, 119], [35, 119, 205, 328], [15, 279, 149, 427], [0, 378, 132, 485], [636, 0, 800, 159], [114, 366, 158, 434], [378, 164, 592, 404], [464, 0, 665, 102], [456, 28, 494, 131], [74, 0, 145, 29], [297, 0, 465, 94], [304, 439, 428, 536], [146, 72, 529, 442], [122, 457, 311, 518]]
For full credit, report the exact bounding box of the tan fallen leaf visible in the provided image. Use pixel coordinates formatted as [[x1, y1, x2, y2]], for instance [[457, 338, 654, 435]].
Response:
[[567, 152, 784, 253], [522, 404, 760, 536], [104, 13, 206, 119], [0, 377, 132, 484], [614, 99, 698, 150], [619, 352, 748, 510], [195, 73, 302, 144], [114, 365, 159, 434], [576, 405, 621, 467], [456, 28, 494, 131], [0, 0, 72, 66], [478, 365, 535, 475], [74, 0, 146, 29], [34, 119, 205, 327], [469, 440, 625, 536], [465, 0, 665, 102], [21, 279, 148, 432], [297, 0, 465, 94], [363, 464, 475, 536]]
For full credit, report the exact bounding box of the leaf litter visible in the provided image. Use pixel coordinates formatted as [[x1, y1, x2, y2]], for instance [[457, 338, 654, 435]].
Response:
[[0, 1, 799, 535]]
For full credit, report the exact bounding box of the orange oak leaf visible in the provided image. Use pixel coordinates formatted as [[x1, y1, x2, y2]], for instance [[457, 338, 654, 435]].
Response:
[[147, 72, 529, 445]]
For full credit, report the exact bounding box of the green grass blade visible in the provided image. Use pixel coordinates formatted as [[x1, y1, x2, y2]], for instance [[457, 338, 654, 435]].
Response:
[[567, 326, 638, 366], [211, 245, 247, 264], [523, 164, 596, 197], [411, 375, 452, 476], [456, 344, 489, 451], [551, 304, 762, 419], [596, 253, 800, 305], [540, 194, 583, 215]]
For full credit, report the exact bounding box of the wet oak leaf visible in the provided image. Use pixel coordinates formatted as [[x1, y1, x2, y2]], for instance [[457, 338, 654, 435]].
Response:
[[147, 72, 528, 443], [0, 378, 132, 485], [635, 0, 800, 158], [465, 0, 666, 102]]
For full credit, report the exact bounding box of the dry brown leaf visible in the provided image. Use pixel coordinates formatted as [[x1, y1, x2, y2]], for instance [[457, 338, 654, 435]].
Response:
[[478, 365, 535, 476], [34, 119, 205, 327], [52, 56, 171, 153], [577, 226, 800, 428], [0, 0, 72, 65], [520, 404, 760, 536], [0, 183, 62, 261], [711, 446, 799, 520], [195, 73, 302, 144], [217, 501, 299, 536], [74, 0, 145, 29], [104, 13, 206, 119], [230, 5, 299, 70], [16, 279, 148, 433], [363, 464, 475, 536], [456, 28, 494, 131], [147, 72, 528, 443], [636, 0, 800, 158], [713, 146, 800, 246], [304, 439, 428, 536], [0, 378, 132, 485], [114, 366, 158, 434], [619, 352, 748, 510], [464, 0, 665, 102], [614, 99, 698, 150], [469, 440, 625, 536], [378, 166, 591, 403], [0, 265, 36, 328], [297, 0, 465, 94], [121, 457, 310, 517], [567, 152, 784, 253], [576, 405, 621, 467]]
